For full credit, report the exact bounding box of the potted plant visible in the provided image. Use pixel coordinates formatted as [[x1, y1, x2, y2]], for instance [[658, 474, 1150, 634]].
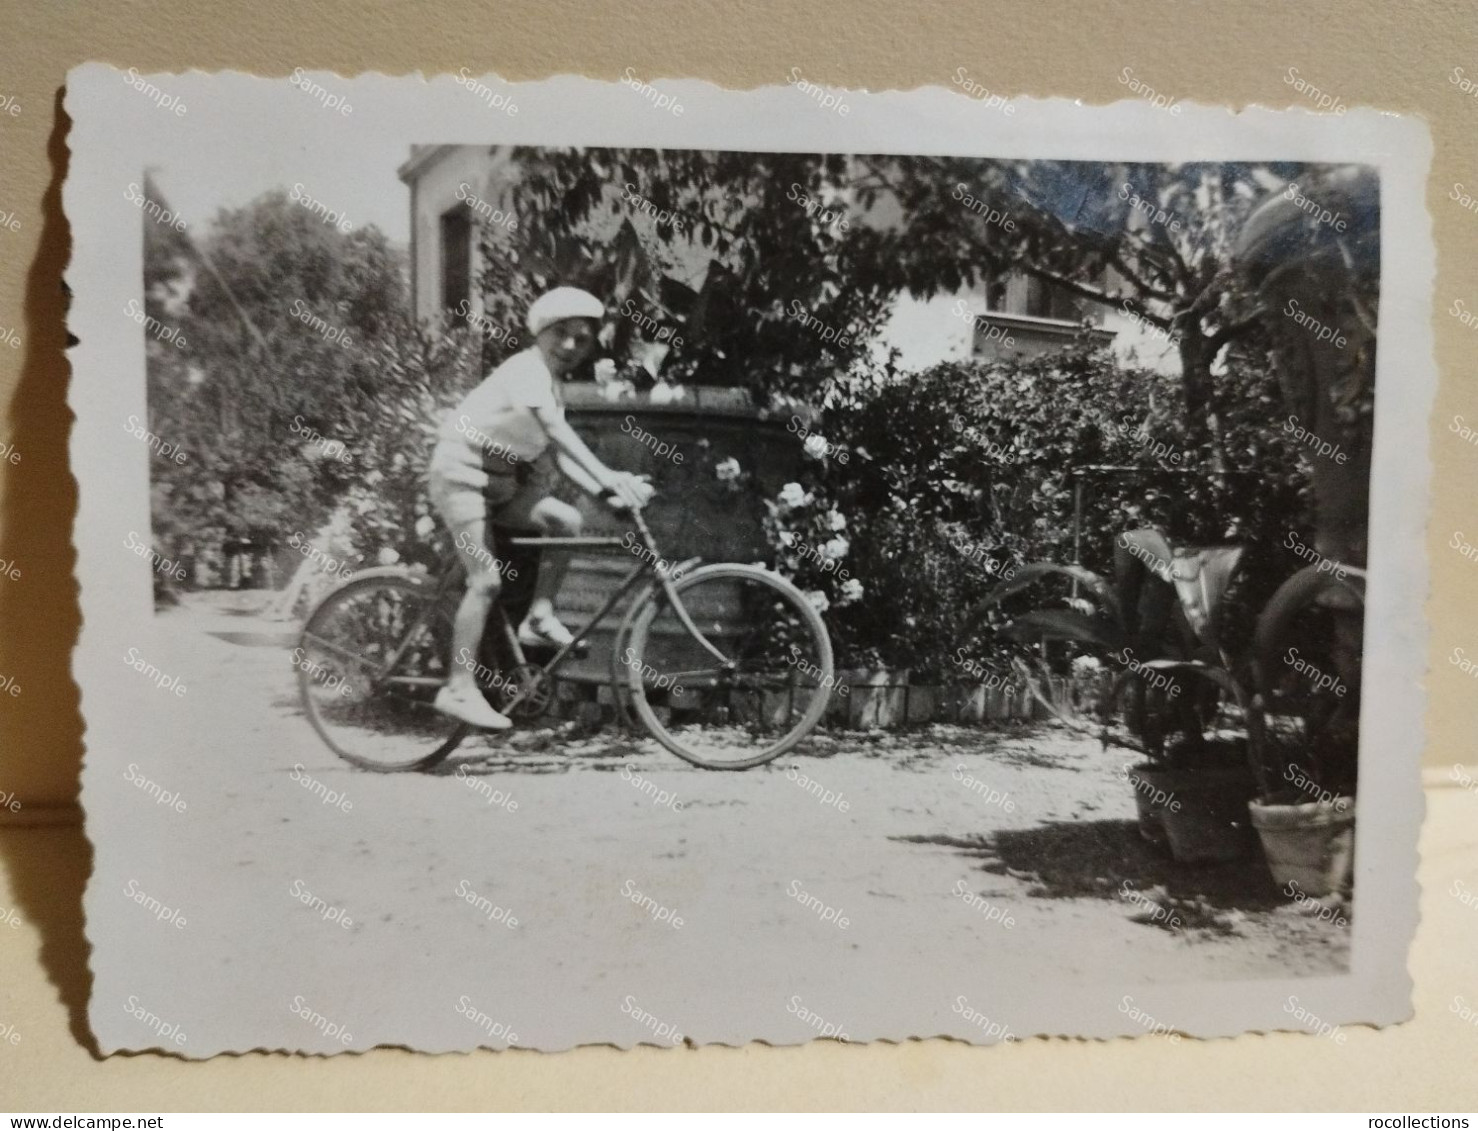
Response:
[[1246, 564, 1363, 899]]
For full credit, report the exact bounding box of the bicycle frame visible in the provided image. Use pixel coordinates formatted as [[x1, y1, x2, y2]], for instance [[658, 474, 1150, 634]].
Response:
[[374, 508, 715, 715]]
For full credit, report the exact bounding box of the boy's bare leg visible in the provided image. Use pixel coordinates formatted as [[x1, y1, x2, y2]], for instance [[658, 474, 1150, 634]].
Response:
[[435, 515, 512, 729], [522, 497, 582, 636]]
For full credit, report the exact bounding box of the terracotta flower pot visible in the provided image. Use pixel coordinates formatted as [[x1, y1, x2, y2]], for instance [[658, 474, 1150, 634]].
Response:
[[1248, 796, 1355, 898]]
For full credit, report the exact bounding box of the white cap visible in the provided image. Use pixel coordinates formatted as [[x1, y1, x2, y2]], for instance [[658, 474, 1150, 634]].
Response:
[[526, 287, 604, 337]]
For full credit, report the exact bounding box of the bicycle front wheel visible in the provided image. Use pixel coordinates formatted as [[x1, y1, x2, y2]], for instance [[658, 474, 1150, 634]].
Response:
[[297, 573, 467, 772], [622, 564, 834, 770]]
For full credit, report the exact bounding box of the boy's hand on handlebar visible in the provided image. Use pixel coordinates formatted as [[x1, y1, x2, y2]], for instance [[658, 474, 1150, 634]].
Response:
[[605, 471, 654, 511]]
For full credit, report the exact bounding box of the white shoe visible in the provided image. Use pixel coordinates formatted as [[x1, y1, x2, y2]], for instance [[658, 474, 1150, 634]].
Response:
[[518, 612, 575, 648], [434, 685, 514, 730]]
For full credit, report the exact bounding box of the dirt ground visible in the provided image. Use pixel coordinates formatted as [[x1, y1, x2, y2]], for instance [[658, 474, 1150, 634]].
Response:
[[86, 591, 1350, 1054]]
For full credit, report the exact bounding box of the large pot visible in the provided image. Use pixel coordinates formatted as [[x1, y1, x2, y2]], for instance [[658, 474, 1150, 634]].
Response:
[[1137, 764, 1258, 864], [1248, 796, 1355, 898]]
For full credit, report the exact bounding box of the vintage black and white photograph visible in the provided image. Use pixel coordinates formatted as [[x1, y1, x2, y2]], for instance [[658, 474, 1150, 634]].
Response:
[[65, 67, 1429, 1053]]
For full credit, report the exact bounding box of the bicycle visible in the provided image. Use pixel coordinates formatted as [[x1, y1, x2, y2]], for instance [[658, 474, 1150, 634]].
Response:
[[294, 501, 835, 773]]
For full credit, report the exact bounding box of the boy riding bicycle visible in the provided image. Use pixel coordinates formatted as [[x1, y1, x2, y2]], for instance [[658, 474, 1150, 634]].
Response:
[[428, 287, 654, 730]]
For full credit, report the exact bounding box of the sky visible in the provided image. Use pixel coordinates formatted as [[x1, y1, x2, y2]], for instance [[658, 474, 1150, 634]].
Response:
[[147, 134, 416, 248]]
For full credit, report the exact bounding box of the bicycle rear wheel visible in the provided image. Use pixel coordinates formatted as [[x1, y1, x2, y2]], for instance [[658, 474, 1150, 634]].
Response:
[[621, 564, 834, 770], [297, 573, 467, 772]]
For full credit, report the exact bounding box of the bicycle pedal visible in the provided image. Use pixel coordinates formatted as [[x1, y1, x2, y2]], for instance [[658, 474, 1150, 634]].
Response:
[[520, 639, 589, 660]]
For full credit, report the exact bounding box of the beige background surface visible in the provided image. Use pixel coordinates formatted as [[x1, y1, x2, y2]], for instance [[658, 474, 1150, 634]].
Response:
[[0, 0, 1474, 1111]]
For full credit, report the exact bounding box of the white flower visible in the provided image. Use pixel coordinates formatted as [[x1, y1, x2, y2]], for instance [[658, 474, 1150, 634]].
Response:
[[1067, 596, 1095, 615], [593, 358, 618, 383], [377, 547, 400, 566], [777, 482, 807, 508], [1071, 654, 1104, 676], [777, 531, 796, 547], [599, 378, 637, 402], [838, 578, 864, 604], [414, 515, 436, 538], [823, 536, 849, 560], [802, 433, 830, 460], [803, 589, 831, 614], [715, 457, 741, 482], [827, 510, 847, 532], [649, 381, 685, 405]]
